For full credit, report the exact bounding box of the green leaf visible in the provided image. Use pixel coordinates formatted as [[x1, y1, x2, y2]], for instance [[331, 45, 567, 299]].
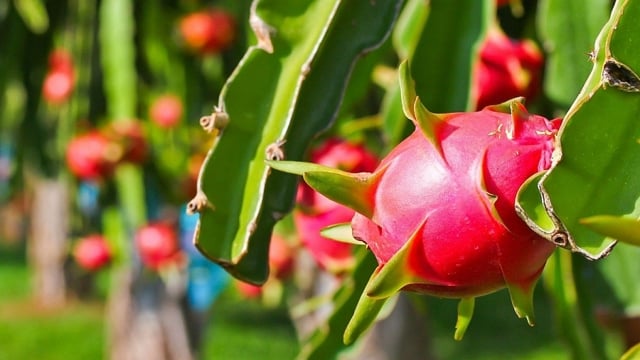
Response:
[[193, 0, 403, 284], [580, 215, 640, 246], [505, 280, 536, 327], [364, 215, 433, 299], [454, 297, 475, 341], [621, 342, 640, 360], [411, 0, 493, 112], [392, 0, 429, 60], [517, 0, 640, 260], [267, 159, 377, 219], [398, 60, 418, 121], [320, 223, 363, 246], [13, 0, 48, 34], [537, 0, 610, 107], [342, 280, 390, 346]]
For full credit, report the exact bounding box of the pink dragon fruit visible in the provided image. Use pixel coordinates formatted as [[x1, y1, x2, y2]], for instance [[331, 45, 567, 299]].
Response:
[[294, 138, 378, 273], [474, 27, 543, 110], [269, 62, 560, 340]]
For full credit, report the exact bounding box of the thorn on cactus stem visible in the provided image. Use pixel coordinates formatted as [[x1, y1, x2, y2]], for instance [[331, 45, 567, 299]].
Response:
[[186, 191, 214, 215], [265, 139, 286, 161], [200, 107, 229, 134], [549, 231, 567, 247], [249, 3, 274, 54]]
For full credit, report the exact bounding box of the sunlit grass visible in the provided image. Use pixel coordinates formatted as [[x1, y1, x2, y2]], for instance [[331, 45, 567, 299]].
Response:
[[0, 243, 299, 360]]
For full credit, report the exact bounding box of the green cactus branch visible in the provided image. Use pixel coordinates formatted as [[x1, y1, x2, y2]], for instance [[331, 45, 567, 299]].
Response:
[[191, 0, 403, 284], [517, 0, 640, 259]]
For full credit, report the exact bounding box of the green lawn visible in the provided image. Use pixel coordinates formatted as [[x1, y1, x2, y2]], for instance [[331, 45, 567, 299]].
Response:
[[0, 243, 299, 360], [0, 242, 623, 359]]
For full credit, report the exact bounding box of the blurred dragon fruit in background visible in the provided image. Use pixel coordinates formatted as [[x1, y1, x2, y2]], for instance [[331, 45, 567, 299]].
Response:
[[294, 138, 378, 274], [473, 27, 543, 110]]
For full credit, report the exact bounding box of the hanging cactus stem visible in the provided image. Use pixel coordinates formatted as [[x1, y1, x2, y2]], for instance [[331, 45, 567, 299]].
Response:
[[265, 139, 286, 161], [199, 106, 229, 134]]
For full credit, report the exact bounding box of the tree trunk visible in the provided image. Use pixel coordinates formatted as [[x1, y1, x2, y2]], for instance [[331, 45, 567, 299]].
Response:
[[28, 178, 68, 308], [107, 267, 193, 360]]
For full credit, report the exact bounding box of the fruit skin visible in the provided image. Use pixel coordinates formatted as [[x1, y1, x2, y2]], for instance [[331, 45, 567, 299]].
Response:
[[135, 223, 181, 269], [179, 10, 236, 54], [351, 103, 560, 299], [73, 235, 111, 271], [294, 138, 378, 273], [474, 28, 543, 110], [149, 94, 183, 129], [66, 131, 116, 180]]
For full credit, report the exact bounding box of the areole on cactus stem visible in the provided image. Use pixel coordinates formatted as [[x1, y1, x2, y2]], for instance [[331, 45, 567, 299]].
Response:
[[268, 61, 561, 341]]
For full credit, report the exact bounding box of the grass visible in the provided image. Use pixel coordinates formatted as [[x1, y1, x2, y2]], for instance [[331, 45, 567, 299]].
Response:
[[0, 243, 299, 360], [0, 242, 623, 359], [203, 296, 299, 359], [0, 244, 105, 360]]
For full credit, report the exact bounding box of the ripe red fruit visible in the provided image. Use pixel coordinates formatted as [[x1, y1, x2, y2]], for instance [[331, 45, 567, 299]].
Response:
[[474, 28, 543, 110], [149, 94, 183, 128], [179, 10, 236, 54], [104, 120, 148, 164], [135, 223, 180, 269], [48, 49, 74, 74], [294, 138, 378, 273], [272, 93, 561, 338], [66, 131, 117, 180], [42, 71, 74, 104], [73, 235, 111, 271], [235, 281, 263, 299], [350, 102, 559, 301], [43, 49, 74, 104]]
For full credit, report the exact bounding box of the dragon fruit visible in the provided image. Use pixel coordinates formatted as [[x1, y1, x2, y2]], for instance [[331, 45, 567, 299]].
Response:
[[268, 62, 560, 340], [474, 28, 543, 110]]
